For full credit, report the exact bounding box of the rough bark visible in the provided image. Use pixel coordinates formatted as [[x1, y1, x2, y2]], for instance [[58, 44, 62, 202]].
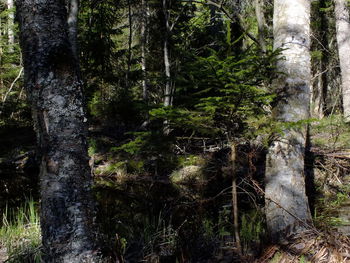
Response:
[[16, 0, 101, 261], [334, 0, 350, 122], [265, 0, 312, 243]]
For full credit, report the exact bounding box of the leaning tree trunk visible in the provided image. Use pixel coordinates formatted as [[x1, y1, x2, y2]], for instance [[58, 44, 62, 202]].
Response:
[[16, 0, 101, 261], [265, 0, 312, 243], [334, 0, 350, 122]]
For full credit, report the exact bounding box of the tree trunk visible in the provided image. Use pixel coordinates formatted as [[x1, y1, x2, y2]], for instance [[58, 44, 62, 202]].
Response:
[[254, 0, 267, 53], [334, 0, 350, 122], [230, 144, 241, 255], [126, 0, 133, 89], [67, 0, 79, 60], [311, 0, 329, 118], [163, 0, 172, 107], [141, 0, 149, 101], [16, 0, 101, 261], [265, 0, 312, 243], [7, 0, 14, 53]]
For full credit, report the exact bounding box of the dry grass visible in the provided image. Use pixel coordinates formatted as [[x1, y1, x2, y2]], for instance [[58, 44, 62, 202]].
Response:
[[256, 230, 350, 263]]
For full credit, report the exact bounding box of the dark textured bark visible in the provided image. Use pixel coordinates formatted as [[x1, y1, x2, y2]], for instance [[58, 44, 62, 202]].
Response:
[[265, 0, 312, 243], [16, 0, 101, 261]]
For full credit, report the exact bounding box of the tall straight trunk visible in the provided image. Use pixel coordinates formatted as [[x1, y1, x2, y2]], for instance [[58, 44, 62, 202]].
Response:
[[16, 0, 101, 261], [7, 0, 14, 52], [126, 0, 132, 89], [254, 0, 267, 53], [67, 0, 79, 60], [311, 0, 328, 118], [265, 0, 312, 242], [163, 0, 172, 107], [334, 0, 350, 122], [141, 0, 149, 101]]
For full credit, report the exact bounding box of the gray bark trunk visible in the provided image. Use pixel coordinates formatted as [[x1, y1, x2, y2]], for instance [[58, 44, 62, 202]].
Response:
[[334, 0, 350, 122], [265, 0, 312, 243], [16, 0, 101, 261]]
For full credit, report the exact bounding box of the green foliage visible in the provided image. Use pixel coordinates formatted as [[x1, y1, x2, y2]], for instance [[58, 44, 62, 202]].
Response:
[[143, 215, 179, 259], [0, 6, 30, 127], [172, 47, 279, 141], [112, 130, 178, 175], [240, 210, 266, 251], [95, 161, 127, 176]]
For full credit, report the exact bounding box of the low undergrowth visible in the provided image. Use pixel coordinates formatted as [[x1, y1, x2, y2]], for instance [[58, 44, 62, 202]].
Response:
[[0, 198, 41, 262]]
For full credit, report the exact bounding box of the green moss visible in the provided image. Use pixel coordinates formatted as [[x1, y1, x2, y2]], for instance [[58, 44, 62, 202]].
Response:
[[95, 161, 127, 176]]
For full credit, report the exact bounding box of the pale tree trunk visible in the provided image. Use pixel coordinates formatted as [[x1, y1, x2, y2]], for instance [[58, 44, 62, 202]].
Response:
[[265, 0, 312, 243], [7, 0, 14, 52], [163, 0, 172, 107], [334, 0, 350, 122], [16, 0, 101, 261], [141, 0, 149, 101], [254, 0, 267, 53]]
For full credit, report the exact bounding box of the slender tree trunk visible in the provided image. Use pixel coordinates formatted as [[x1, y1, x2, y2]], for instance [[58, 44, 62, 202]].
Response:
[[163, 0, 172, 107], [334, 0, 350, 122], [254, 0, 266, 53], [16, 0, 101, 261], [67, 0, 79, 60], [126, 0, 132, 89], [311, 0, 329, 118], [230, 144, 241, 255], [7, 0, 14, 53], [141, 0, 149, 101], [265, 0, 312, 243]]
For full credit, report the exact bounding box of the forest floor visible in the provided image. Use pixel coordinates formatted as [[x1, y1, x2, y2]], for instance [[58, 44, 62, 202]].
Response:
[[2, 116, 350, 262]]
